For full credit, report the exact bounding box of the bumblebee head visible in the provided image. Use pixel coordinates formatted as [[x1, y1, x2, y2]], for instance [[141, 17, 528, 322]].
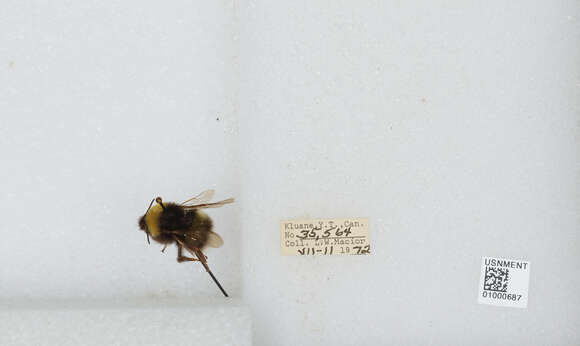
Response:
[[138, 214, 148, 231], [138, 197, 161, 244], [137, 213, 151, 244]]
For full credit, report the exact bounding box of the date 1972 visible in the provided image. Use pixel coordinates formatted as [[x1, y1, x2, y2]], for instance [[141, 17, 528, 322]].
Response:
[[280, 218, 371, 256]]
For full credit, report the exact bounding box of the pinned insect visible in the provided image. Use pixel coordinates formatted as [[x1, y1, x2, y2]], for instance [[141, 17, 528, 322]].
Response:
[[138, 190, 234, 297]]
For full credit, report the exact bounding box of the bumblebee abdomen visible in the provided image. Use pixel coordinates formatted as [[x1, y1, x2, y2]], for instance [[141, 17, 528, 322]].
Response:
[[181, 210, 214, 249], [190, 210, 213, 232]]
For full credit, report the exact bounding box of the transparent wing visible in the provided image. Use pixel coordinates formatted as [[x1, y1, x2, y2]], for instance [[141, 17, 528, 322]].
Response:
[[182, 198, 234, 210], [181, 189, 215, 206], [205, 232, 224, 248]]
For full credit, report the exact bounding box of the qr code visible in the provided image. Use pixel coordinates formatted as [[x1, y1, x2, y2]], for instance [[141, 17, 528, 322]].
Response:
[[483, 267, 509, 292]]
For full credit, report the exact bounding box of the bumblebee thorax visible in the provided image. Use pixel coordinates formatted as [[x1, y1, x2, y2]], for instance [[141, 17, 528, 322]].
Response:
[[145, 204, 163, 237]]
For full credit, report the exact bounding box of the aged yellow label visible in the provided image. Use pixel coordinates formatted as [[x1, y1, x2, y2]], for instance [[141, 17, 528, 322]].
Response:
[[280, 218, 370, 256]]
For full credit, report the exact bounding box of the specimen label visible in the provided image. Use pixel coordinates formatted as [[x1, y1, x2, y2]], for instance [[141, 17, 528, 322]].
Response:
[[280, 218, 370, 256]]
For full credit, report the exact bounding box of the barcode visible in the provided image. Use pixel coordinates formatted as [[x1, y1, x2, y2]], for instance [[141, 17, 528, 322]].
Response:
[[483, 266, 509, 292]]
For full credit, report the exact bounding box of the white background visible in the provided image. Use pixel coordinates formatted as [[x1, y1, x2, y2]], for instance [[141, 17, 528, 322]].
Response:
[[238, 1, 580, 345], [0, 1, 240, 299], [2, 1, 580, 345]]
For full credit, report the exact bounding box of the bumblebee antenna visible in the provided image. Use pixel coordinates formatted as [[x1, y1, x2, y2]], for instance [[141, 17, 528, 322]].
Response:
[[144, 198, 155, 215]]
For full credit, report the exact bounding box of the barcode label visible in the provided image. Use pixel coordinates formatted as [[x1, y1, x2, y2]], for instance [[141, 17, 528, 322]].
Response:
[[478, 256, 530, 308]]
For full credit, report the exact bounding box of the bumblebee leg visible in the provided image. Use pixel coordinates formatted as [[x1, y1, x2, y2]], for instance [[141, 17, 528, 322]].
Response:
[[193, 248, 208, 262], [161, 243, 169, 253], [177, 257, 198, 262], [176, 243, 198, 263]]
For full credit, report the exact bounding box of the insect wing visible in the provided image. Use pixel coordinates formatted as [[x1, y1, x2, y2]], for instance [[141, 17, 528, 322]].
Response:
[[205, 232, 224, 248], [182, 198, 235, 210], [181, 189, 215, 206]]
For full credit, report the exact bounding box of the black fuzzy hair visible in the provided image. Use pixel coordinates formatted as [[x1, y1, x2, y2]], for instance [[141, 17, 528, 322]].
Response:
[[159, 203, 194, 231]]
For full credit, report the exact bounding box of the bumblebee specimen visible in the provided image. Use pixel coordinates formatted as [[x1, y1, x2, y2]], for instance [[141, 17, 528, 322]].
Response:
[[138, 190, 234, 297]]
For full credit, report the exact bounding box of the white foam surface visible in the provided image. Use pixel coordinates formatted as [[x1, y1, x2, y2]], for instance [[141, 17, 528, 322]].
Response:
[[238, 1, 580, 345], [1, 1, 580, 345], [0, 298, 251, 346], [0, 0, 240, 299]]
